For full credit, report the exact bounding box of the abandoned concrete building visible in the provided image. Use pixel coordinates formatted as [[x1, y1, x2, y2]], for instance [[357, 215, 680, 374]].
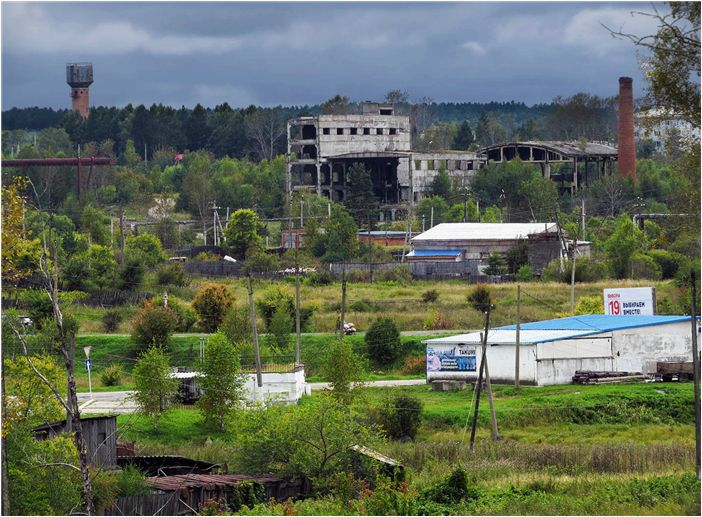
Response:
[[286, 102, 482, 218]]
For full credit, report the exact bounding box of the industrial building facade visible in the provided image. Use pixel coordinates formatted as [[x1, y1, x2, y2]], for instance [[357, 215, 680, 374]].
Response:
[[425, 315, 699, 386], [286, 102, 482, 217]]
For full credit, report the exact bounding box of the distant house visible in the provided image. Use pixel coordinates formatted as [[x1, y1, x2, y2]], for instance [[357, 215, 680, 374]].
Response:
[[358, 230, 413, 247], [407, 222, 561, 278], [32, 415, 118, 468]]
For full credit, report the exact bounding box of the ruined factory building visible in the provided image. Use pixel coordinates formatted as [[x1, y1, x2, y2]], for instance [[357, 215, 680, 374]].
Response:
[[425, 315, 700, 386], [287, 102, 482, 219]]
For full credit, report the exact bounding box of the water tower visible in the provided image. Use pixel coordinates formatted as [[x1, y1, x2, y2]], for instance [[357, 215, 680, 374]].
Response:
[[66, 63, 93, 119]]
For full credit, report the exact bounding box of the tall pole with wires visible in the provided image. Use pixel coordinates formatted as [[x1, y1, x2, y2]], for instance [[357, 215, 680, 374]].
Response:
[[690, 271, 700, 479], [469, 305, 491, 451]]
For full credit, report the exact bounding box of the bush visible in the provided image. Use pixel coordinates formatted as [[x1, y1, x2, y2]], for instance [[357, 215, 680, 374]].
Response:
[[125, 233, 166, 268], [257, 286, 315, 331], [378, 394, 423, 440], [266, 306, 292, 351], [169, 298, 198, 332], [646, 249, 682, 279], [421, 466, 477, 505], [541, 257, 610, 283], [401, 355, 426, 375], [365, 317, 402, 367], [630, 252, 662, 280], [192, 284, 234, 332], [156, 262, 190, 287], [421, 289, 439, 303], [349, 298, 377, 312], [306, 271, 333, 286], [219, 305, 252, 345], [99, 364, 125, 387], [117, 465, 150, 497], [376, 265, 412, 283], [131, 301, 177, 350], [321, 339, 366, 403], [101, 311, 123, 333], [574, 295, 604, 315], [467, 285, 492, 313], [423, 309, 454, 330], [120, 256, 145, 290], [515, 264, 535, 281]]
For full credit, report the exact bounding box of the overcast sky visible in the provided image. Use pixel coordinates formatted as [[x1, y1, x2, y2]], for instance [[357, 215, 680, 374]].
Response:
[[2, 1, 661, 110]]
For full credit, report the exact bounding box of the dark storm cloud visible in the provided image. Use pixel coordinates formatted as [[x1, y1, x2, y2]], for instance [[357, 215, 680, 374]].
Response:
[[2, 2, 659, 109]]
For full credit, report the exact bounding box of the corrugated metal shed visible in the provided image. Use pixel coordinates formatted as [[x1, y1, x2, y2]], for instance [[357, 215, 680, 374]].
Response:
[[412, 223, 556, 242], [426, 329, 594, 346], [406, 249, 463, 257], [499, 314, 693, 332]]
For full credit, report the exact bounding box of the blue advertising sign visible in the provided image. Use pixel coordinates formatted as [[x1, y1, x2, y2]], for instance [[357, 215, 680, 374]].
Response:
[[426, 345, 476, 372]]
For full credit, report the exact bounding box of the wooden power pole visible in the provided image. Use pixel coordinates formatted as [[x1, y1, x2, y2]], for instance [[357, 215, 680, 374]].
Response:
[[469, 306, 491, 450], [483, 347, 501, 441], [247, 274, 263, 388], [690, 271, 700, 479], [339, 268, 347, 337], [515, 284, 521, 388]]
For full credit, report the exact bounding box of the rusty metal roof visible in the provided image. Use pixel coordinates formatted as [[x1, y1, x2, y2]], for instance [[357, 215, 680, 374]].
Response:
[[480, 141, 618, 157], [147, 473, 282, 491]]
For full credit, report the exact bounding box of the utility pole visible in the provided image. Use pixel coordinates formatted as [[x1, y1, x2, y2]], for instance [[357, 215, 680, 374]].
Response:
[[469, 306, 491, 451], [119, 207, 126, 267], [339, 267, 347, 337], [581, 198, 586, 241], [430, 205, 434, 228], [422, 215, 426, 232], [367, 213, 373, 284], [483, 349, 501, 441], [247, 274, 263, 388], [690, 271, 700, 479], [570, 234, 578, 315], [300, 199, 304, 227], [515, 284, 521, 388], [293, 218, 302, 366]]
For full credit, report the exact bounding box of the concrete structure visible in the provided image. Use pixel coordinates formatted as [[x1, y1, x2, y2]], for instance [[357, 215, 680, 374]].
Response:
[[479, 141, 618, 195], [408, 222, 561, 276], [618, 76, 636, 182], [425, 315, 700, 386], [66, 63, 93, 119], [287, 102, 482, 218], [635, 108, 698, 154]]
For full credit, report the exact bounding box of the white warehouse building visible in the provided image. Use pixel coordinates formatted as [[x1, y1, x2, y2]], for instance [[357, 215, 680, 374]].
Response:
[[425, 315, 699, 386]]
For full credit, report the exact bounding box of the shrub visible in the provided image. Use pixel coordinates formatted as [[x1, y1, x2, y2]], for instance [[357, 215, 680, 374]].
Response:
[[647, 250, 683, 279], [574, 295, 604, 315], [192, 284, 234, 332], [423, 309, 454, 330], [349, 298, 377, 312], [365, 317, 402, 367], [219, 305, 252, 345], [515, 264, 535, 282], [378, 394, 423, 440], [421, 466, 477, 505], [376, 265, 412, 283], [101, 311, 123, 333], [120, 256, 145, 290], [401, 355, 426, 375], [421, 289, 439, 303], [117, 465, 150, 497], [194, 252, 220, 262], [266, 306, 292, 351], [131, 301, 177, 350], [321, 339, 366, 403], [156, 262, 190, 287], [541, 257, 610, 283], [630, 252, 662, 280], [257, 286, 315, 331], [306, 271, 333, 286], [467, 285, 492, 313], [99, 364, 124, 387], [168, 298, 197, 332], [125, 233, 166, 268]]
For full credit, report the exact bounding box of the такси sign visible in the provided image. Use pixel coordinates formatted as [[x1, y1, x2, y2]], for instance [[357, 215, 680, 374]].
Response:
[[427, 345, 476, 372]]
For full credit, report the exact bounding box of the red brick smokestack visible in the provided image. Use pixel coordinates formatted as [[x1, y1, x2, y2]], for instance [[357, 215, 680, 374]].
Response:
[[70, 88, 90, 119], [618, 77, 636, 182]]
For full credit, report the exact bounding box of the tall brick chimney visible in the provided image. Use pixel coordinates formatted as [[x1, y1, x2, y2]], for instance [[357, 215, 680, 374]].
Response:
[[617, 77, 636, 182]]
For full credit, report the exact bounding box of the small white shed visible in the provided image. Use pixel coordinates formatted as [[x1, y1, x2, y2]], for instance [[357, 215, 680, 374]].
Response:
[[425, 315, 699, 386]]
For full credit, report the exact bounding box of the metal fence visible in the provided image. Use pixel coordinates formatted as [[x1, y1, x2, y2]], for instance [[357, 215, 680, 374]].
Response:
[[328, 262, 401, 276]]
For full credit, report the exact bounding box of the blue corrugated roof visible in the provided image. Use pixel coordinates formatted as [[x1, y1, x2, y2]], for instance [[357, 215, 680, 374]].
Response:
[[407, 249, 462, 257], [499, 314, 692, 333]]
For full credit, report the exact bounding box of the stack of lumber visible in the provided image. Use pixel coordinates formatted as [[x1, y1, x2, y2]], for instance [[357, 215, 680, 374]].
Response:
[[572, 370, 646, 384]]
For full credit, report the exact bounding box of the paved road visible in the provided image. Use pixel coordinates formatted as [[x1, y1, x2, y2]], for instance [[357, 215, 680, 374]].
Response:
[[77, 378, 427, 415]]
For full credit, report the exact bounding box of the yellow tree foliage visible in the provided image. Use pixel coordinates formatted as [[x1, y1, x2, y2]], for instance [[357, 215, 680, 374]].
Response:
[[1, 177, 40, 284]]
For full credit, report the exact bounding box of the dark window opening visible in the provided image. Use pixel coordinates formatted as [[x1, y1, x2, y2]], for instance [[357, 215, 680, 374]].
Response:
[[337, 128, 344, 135], [380, 108, 393, 115], [376, 128, 383, 135], [323, 128, 330, 135], [302, 125, 316, 139], [350, 128, 358, 135], [389, 128, 397, 135], [363, 128, 370, 135]]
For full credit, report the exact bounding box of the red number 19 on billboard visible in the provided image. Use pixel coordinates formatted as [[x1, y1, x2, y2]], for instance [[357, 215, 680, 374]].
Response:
[[608, 300, 620, 315]]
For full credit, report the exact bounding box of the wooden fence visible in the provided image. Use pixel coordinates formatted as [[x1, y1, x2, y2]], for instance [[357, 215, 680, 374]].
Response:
[[102, 493, 181, 516]]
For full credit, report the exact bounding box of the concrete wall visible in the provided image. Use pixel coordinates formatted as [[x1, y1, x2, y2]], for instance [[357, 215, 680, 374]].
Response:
[[244, 368, 309, 405], [409, 152, 481, 200], [317, 115, 411, 156]]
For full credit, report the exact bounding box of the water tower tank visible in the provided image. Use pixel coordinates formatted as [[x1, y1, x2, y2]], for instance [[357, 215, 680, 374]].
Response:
[[66, 63, 93, 88]]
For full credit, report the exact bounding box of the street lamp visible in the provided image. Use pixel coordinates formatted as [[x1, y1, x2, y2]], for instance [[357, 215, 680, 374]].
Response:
[[83, 346, 92, 398]]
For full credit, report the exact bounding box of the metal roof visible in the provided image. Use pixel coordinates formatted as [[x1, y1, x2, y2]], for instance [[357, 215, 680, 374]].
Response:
[[425, 315, 695, 347], [480, 141, 618, 157], [147, 473, 282, 491], [326, 151, 408, 160], [425, 329, 594, 345], [412, 223, 556, 242], [406, 249, 463, 257], [499, 314, 692, 332]]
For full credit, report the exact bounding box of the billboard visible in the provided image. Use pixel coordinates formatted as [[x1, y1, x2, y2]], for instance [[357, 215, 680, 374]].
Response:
[[603, 287, 656, 316], [426, 344, 477, 372]]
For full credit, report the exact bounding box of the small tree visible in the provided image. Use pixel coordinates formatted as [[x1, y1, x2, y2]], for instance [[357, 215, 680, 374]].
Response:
[[131, 301, 177, 350], [379, 394, 423, 441], [430, 169, 453, 200], [467, 285, 492, 313], [321, 339, 366, 403], [484, 253, 506, 276], [365, 318, 402, 367], [219, 305, 252, 345], [132, 347, 178, 427], [266, 306, 292, 351], [192, 284, 234, 332], [197, 333, 245, 431], [224, 209, 264, 260], [124, 233, 166, 268], [506, 240, 529, 275]]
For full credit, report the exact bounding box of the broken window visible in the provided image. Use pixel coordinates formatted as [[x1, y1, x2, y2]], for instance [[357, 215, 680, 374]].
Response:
[[380, 108, 393, 115], [414, 160, 422, 170], [427, 160, 434, 169], [440, 160, 447, 169], [377, 128, 383, 135], [363, 128, 370, 135], [337, 128, 344, 135], [350, 127, 358, 135], [323, 128, 330, 135], [389, 128, 397, 135]]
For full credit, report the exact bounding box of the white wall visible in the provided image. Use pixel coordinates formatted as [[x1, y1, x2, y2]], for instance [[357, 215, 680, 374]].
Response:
[[243, 368, 308, 405]]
